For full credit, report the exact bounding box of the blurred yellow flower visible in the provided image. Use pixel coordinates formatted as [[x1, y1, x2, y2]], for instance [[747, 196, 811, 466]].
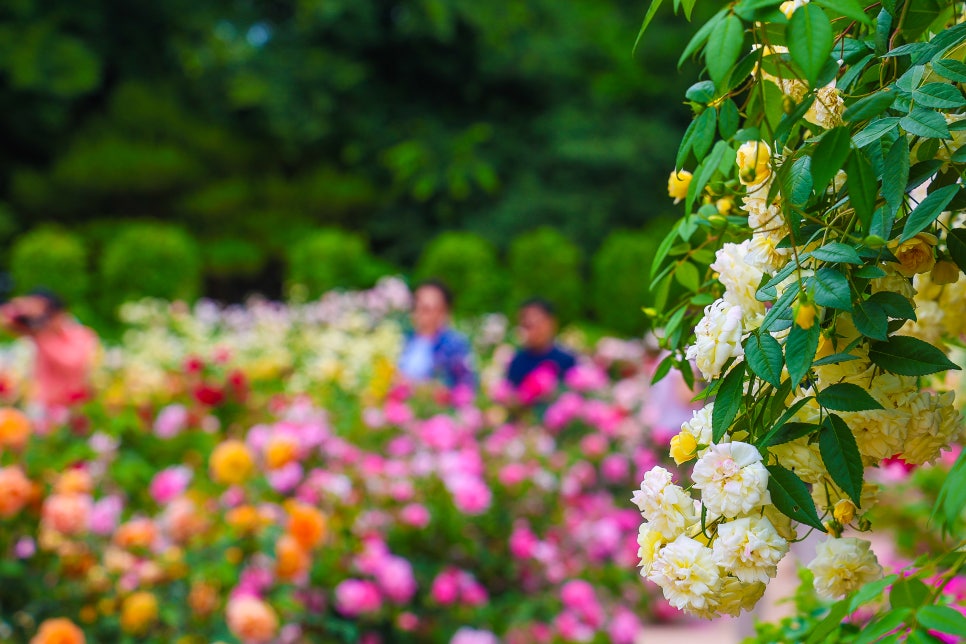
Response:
[[120, 592, 158, 635], [890, 232, 937, 277], [668, 170, 693, 204], [209, 440, 255, 485]]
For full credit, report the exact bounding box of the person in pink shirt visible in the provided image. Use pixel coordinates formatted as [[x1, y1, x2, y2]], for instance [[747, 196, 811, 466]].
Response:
[[0, 290, 98, 408]]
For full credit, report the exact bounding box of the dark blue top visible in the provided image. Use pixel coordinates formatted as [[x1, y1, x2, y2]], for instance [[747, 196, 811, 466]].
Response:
[[506, 345, 577, 387]]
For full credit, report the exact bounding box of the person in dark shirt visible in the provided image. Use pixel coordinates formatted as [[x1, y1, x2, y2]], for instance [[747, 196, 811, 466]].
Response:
[[506, 298, 577, 388]]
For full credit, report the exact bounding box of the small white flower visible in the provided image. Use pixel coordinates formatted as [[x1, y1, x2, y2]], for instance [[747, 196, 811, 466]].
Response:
[[692, 442, 770, 518], [711, 515, 789, 583], [808, 537, 882, 599]]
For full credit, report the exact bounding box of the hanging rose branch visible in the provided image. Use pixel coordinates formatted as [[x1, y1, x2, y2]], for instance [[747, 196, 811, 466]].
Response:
[[633, 0, 966, 634]]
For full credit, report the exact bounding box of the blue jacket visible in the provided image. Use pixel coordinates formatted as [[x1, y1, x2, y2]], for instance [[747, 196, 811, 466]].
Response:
[[401, 328, 476, 389]]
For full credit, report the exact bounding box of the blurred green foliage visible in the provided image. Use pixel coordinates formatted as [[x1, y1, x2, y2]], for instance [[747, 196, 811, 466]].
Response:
[[0, 0, 701, 308], [286, 229, 384, 298], [99, 222, 201, 315], [508, 227, 584, 325], [10, 226, 89, 306], [415, 232, 505, 316]]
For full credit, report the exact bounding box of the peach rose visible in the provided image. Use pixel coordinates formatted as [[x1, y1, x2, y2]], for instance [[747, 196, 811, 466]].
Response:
[[226, 596, 279, 644], [0, 407, 31, 450], [114, 518, 158, 550], [0, 466, 33, 518], [41, 493, 92, 536], [55, 469, 93, 496], [30, 617, 86, 644], [188, 581, 220, 618]]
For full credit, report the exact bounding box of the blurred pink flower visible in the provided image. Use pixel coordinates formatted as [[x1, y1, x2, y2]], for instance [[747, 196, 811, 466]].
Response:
[[451, 628, 499, 644], [90, 495, 124, 536], [554, 610, 594, 642], [397, 612, 419, 631], [376, 555, 417, 603], [431, 569, 461, 605], [509, 522, 539, 560], [335, 579, 382, 617], [564, 363, 608, 392], [446, 475, 492, 515], [518, 364, 559, 405], [14, 536, 35, 558], [154, 404, 188, 439], [400, 503, 430, 528], [149, 466, 192, 505], [384, 400, 413, 426], [608, 607, 643, 644], [601, 454, 629, 483], [267, 462, 303, 493], [544, 392, 584, 431]]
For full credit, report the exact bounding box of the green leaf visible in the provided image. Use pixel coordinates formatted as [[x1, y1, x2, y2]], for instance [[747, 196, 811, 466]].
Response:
[[692, 107, 718, 158], [933, 448, 966, 536], [712, 362, 746, 442], [854, 610, 912, 644], [746, 332, 784, 387], [678, 9, 728, 67], [674, 260, 701, 291], [819, 414, 864, 505], [852, 300, 888, 340], [947, 228, 966, 273], [814, 0, 873, 24], [817, 382, 884, 411], [890, 578, 930, 609], [786, 320, 820, 385], [811, 267, 852, 310], [844, 89, 898, 122], [706, 15, 745, 89], [806, 599, 851, 644], [850, 574, 900, 611], [932, 58, 966, 83], [883, 137, 910, 218], [767, 464, 826, 531], [634, 0, 666, 54], [788, 4, 833, 85], [813, 352, 861, 366], [916, 606, 966, 638], [811, 127, 853, 192], [913, 83, 966, 109], [687, 140, 730, 215], [811, 241, 863, 264], [869, 335, 962, 375], [718, 99, 740, 139], [900, 184, 961, 241], [853, 117, 901, 148], [867, 291, 917, 320], [763, 421, 819, 446], [854, 265, 887, 279], [901, 108, 952, 139], [846, 150, 878, 232], [785, 155, 813, 206], [761, 281, 799, 331]]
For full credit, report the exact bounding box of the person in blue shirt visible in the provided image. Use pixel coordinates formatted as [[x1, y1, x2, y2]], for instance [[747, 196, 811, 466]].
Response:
[[506, 298, 577, 388], [398, 280, 476, 390]]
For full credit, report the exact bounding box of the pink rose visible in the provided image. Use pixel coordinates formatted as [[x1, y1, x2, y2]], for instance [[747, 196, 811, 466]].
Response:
[[150, 466, 193, 505], [334, 579, 382, 617], [400, 504, 430, 528]]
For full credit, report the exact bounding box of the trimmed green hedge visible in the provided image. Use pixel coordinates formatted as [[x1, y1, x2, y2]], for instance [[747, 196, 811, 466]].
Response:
[[10, 226, 89, 306], [415, 232, 504, 316], [285, 228, 386, 298], [508, 227, 584, 325]]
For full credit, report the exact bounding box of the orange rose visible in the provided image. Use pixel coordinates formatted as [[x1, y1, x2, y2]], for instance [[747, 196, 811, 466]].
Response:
[[114, 518, 158, 550], [41, 493, 91, 536], [55, 469, 93, 495], [226, 505, 265, 534], [30, 617, 86, 644], [226, 596, 279, 644], [209, 440, 255, 485], [0, 466, 33, 518], [120, 592, 158, 635], [275, 534, 310, 581], [0, 407, 31, 450], [188, 581, 220, 618], [286, 502, 327, 550], [890, 232, 937, 277], [264, 435, 298, 469]]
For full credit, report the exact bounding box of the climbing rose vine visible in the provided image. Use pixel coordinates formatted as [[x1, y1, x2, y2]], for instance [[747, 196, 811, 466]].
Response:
[[634, 0, 966, 633]]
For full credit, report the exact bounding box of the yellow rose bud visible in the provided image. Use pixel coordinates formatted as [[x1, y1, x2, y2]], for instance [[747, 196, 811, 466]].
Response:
[[120, 591, 158, 635], [667, 170, 693, 204], [715, 196, 734, 215], [794, 301, 817, 329], [736, 140, 772, 186], [209, 440, 255, 485], [890, 232, 937, 277], [833, 499, 857, 525], [669, 430, 698, 465], [931, 260, 960, 285]]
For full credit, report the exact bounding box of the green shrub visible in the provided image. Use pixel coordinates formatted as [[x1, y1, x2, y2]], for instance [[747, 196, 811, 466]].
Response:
[[10, 226, 89, 306], [415, 232, 504, 315], [507, 227, 584, 324], [591, 230, 661, 335], [99, 222, 201, 314], [285, 228, 379, 298]]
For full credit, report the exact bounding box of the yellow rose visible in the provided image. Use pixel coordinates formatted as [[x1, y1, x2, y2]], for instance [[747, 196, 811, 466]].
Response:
[[890, 232, 937, 277], [794, 301, 817, 329], [669, 430, 698, 464], [264, 436, 298, 469], [931, 259, 960, 285], [667, 170, 693, 204], [736, 141, 772, 186], [120, 592, 158, 635], [209, 440, 255, 485], [833, 499, 856, 525]]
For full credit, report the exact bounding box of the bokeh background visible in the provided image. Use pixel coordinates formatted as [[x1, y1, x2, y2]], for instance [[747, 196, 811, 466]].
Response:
[[0, 0, 707, 332]]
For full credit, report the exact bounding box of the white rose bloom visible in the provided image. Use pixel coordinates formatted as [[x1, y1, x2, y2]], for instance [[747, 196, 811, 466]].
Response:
[[711, 515, 789, 584], [648, 535, 721, 612], [637, 523, 667, 576], [808, 537, 882, 599], [692, 442, 771, 518], [804, 82, 845, 129], [681, 404, 724, 455], [631, 467, 699, 537], [710, 240, 767, 322], [686, 299, 745, 381]]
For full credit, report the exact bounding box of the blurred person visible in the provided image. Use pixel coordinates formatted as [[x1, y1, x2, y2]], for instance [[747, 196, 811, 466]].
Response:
[[397, 280, 475, 390], [506, 298, 576, 388], [0, 289, 99, 409]]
